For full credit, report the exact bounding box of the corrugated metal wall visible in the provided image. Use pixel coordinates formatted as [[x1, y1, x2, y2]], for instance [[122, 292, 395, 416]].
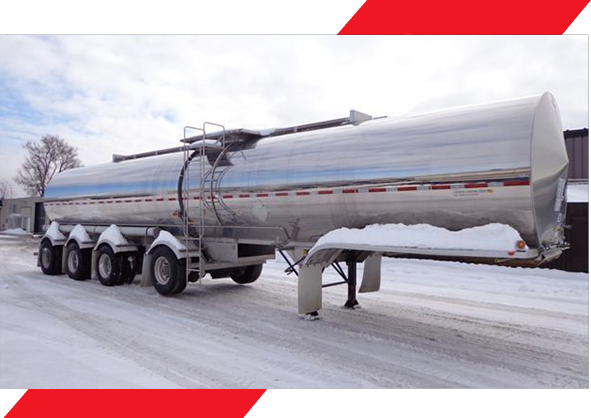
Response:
[[542, 128, 588, 273], [564, 128, 588, 180], [543, 202, 588, 273]]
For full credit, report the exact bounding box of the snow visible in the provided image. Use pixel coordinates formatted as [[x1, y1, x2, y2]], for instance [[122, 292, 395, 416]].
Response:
[[567, 183, 588, 203], [1, 228, 30, 236], [98, 225, 130, 247], [189, 139, 221, 149], [68, 224, 92, 244], [44, 222, 66, 241], [314, 223, 527, 252], [257, 128, 277, 136], [150, 230, 187, 253], [0, 235, 587, 388]]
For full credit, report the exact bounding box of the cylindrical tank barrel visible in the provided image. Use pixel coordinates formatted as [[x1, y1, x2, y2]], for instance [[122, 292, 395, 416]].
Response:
[[44, 92, 569, 252]]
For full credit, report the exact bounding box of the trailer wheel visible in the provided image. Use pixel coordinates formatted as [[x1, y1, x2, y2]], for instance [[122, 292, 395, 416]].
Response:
[[230, 264, 263, 284], [40, 240, 62, 276], [150, 246, 187, 296], [65, 242, 91, 281], [96, 245, 122, 286]]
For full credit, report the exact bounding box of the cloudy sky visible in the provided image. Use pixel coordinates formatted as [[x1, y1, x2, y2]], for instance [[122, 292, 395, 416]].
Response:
[[0, 35, 588, 196]]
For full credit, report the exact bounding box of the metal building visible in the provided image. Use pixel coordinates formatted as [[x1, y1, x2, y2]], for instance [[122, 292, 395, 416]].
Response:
[[564, 128, 588, 180], [549, 128, 589, 273], [544, 199, 588, 272], [0, 196, 47, 234]]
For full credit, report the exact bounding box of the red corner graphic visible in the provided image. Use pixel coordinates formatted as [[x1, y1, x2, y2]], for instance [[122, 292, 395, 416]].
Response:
[[339, 0, 590, 34], [6, 389, 266, 418]]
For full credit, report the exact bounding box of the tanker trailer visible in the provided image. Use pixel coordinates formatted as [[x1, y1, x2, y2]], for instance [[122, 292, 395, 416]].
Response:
[[39, 92, 569, 316]]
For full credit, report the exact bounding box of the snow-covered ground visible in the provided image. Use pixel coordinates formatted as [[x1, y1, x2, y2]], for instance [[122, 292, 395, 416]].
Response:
[[0, 236, 587, 388], [567, 183, 588, 203], [0, 229, 30, 236]]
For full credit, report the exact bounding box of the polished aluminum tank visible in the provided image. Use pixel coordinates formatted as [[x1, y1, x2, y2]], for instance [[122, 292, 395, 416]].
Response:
[[45, 93, 569, 254]]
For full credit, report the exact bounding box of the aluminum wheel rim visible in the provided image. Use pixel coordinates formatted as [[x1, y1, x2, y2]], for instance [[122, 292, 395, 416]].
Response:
[[67, 249, 79, 273], [98, 253, 112, 278], [41, 247, 52, 269], [154, 256, 171, 285]]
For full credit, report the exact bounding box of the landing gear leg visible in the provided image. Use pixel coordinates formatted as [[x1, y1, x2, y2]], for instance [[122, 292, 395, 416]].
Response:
[[344, 253, 359, 309]]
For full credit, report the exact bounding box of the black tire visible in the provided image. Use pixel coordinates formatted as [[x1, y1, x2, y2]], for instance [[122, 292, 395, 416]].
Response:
[[65, 242, 91, 281], [230, 264, 263, 284], [96, 245, 122, 286], [150, 246, 187, 296], [209, 267, 234, 279], [96, 245, 130, 286], [172, 261, 188, 295], [39, 240, 62, 276], [120, 252, 138, 285]]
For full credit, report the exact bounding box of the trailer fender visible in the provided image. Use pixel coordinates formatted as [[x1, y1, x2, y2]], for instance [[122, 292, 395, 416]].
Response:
[[94, 225, 138, 254], [141, 232, 188, 287], [65, 224, 95, 250], [61, 225, 96, 274], [41, 221, 67, 247], [146, 230, 187, 260], [38, 222, 66, 268]]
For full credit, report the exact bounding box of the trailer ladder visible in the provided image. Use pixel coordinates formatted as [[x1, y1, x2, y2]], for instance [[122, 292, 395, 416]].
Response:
[[182, 122, 240, 284]]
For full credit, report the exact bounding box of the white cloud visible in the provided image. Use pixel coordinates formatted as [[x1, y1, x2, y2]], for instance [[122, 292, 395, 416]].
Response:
[[0, 35, 588, 196]]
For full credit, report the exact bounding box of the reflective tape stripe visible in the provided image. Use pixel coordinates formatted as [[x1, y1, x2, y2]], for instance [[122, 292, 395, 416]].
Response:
[[45, 179, 530, 206], [504, 180, 530, 186]]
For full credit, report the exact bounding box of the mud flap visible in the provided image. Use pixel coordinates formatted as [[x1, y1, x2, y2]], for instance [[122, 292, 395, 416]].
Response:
[[359, 254, 381, 293], [288, 247, 323, 315], [91, 251, 97, 280], [140, 252, 153, 287], [298, 264, 323, 315]]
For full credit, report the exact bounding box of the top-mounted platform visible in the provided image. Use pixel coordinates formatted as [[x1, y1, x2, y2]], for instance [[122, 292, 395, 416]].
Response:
[[112, 109, 373, 163]]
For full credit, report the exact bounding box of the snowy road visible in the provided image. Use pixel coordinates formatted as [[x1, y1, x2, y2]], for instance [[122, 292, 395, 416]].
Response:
[[0, 235, 588, 388]]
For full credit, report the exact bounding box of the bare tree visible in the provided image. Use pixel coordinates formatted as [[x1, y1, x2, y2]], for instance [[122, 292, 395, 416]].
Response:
[[0, 179, 14, 199], [15, 135, 83, 197]]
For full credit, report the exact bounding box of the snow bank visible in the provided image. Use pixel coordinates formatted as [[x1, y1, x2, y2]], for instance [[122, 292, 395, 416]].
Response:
[[314, 223, 527, 252], [2, 228, 30, 236], [567, 184, 588, 203]]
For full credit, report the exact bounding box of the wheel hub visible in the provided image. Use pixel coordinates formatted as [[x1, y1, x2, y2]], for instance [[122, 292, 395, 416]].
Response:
[[98, 253, 112, 278], [41, 247, 51, 269], [67, 250, 79, 272], [154, 256, 171, 285]]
